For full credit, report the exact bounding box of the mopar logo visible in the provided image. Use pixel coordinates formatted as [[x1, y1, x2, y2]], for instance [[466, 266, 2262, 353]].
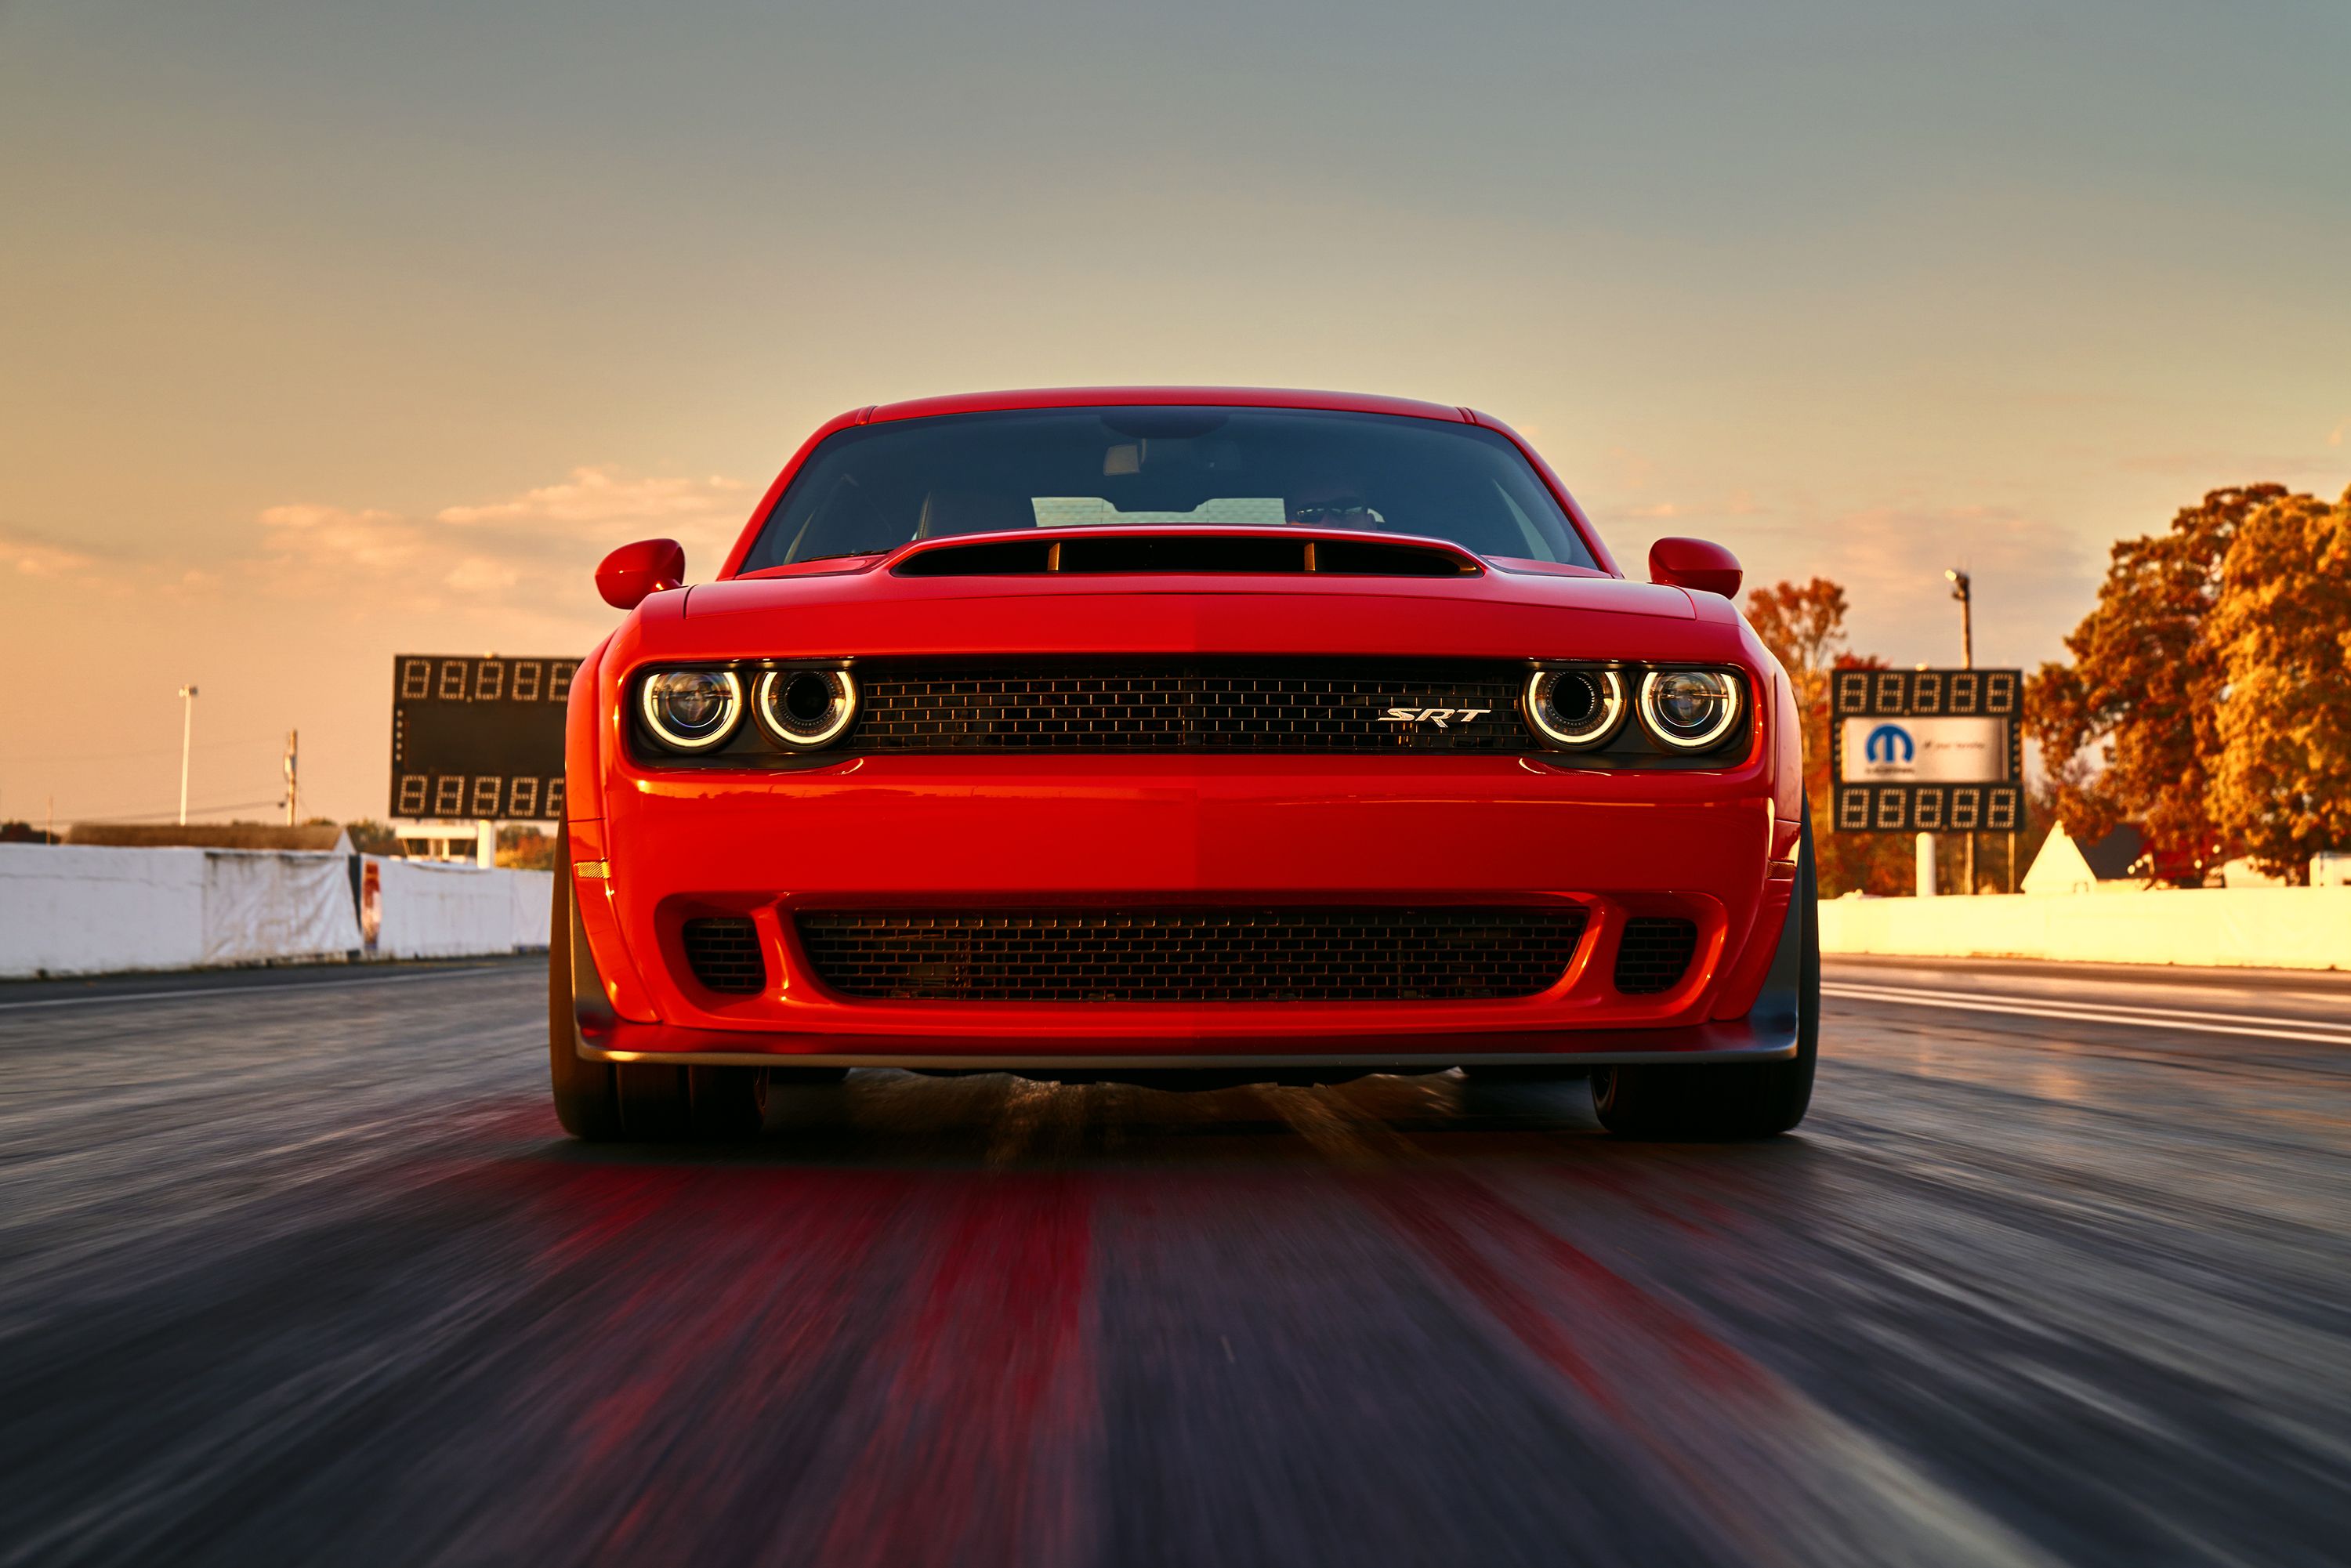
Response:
[[1383, 706, 1492, 730], [1865, 723, 1914, 763]]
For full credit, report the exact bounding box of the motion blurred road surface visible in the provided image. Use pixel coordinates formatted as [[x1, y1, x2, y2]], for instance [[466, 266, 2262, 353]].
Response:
[[3, 955, 2347, 1567]]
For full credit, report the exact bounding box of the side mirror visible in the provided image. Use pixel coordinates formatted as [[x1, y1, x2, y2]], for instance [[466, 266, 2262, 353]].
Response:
[[596, 538, 687, 610], [1648, 537, 1741, 599]]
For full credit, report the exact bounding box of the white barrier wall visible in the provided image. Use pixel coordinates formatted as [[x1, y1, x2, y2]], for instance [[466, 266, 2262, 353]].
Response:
[[1820, 886, 2351, 971], [0, 846, 551, 979], [203, 849, 364, 966], [371, 859, 552, 961], [0, 844, 211, 976]]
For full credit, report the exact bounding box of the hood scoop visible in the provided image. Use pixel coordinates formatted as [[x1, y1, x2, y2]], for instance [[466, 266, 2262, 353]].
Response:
[[891, 528, 1481, 579]]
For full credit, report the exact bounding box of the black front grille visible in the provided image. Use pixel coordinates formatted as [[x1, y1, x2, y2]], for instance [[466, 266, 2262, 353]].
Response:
[[850, 661, 1530, 754], [795, 907, 1588, 1002], [681, 918, 766, 994], [1614, 917, 1697, 994]]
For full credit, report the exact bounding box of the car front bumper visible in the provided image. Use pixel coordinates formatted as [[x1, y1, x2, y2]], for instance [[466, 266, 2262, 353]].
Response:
[[565, 755, 1802, 1067]]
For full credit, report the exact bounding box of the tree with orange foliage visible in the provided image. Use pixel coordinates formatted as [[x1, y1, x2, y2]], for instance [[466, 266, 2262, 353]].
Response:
[[1744, 578, 1913, 896], [2203, 487, 2351, 878], [2027, 487, 2281, 880]]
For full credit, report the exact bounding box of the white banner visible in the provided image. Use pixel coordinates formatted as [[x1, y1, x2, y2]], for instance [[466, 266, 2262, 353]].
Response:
[[1838, 716, 2009, 784]]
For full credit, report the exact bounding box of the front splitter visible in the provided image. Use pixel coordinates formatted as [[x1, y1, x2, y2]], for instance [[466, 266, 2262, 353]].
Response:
[[573, 1015, 1797, 1070]]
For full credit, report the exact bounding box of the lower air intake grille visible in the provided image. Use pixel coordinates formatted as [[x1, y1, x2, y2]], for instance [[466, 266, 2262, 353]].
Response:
[[681, 918, 766, 994], [1614, 917, 1697, 994], [795, 907, 1588, 1002]]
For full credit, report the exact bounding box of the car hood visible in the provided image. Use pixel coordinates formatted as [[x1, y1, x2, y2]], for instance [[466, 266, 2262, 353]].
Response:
[[639, 527, 1741, 666]]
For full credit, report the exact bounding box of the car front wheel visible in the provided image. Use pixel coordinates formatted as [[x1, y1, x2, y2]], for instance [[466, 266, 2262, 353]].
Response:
[[1592, 813, 1820, 1139], [547, 826, 769, 1142]]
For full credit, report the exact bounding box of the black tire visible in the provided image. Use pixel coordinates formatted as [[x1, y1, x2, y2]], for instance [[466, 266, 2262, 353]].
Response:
[[1592, 813, 1820, 1139], [548, 827, 625, 1140], [548, 827, 770, 1142]]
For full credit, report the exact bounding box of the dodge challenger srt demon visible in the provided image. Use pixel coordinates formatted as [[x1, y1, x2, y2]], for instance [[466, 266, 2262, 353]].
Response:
[[551, 387, 1817, 1141]]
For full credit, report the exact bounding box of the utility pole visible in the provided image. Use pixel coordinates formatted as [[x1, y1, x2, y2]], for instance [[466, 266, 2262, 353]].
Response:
[[176, 685, 199, 827], [1945, 569, 1976, 896], [283, 730, 299, 827]]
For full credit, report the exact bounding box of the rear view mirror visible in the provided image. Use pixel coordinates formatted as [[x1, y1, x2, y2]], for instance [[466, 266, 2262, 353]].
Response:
[[1647, 537, 1741, 599], [596, 538, 687, 610]]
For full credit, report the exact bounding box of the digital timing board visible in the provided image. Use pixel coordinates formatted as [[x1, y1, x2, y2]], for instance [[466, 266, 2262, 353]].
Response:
[[389, 655, 580, 820], [1828, 667, 2024, 834]]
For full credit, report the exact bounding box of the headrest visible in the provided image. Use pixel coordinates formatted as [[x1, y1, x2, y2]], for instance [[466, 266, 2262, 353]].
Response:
[[915, 490, 1037, 539]]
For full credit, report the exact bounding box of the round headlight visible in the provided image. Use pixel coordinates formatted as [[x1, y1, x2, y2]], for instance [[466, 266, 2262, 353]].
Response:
[[639, 668, 744, 752], [1637, 669, 1741, 751], [1523, 668, 1626, 749], [754, 668, 858, 751]]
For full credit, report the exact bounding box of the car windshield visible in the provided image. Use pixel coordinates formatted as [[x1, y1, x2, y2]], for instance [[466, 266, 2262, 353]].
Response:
[[739, 406, 1597, 570]]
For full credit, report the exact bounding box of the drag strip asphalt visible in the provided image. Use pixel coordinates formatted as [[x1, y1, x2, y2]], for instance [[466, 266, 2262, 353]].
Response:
[[0, 954, 2345, 1567]]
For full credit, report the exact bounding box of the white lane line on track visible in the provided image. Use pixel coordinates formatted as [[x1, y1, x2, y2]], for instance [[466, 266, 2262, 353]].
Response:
[[0, 965, 519, 1012], [1829, 980, 2351, 1033], [1824, 981, 2351, 1046]]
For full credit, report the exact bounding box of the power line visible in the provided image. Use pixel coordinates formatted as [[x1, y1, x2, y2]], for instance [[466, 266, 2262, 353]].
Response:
[[24, 797, 290, 825]]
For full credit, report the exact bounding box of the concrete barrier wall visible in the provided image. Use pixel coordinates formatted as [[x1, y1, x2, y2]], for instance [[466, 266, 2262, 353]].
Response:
[[1820, 886, 2351, 971], [202, 850, 364, 966], [371, 859, 552, 961], [0, 844, 211, 976], [0, 846, 552, 979]]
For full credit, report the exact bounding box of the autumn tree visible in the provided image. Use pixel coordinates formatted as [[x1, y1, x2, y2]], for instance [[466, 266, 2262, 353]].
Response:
[[2027, 485, 2284, 879], [1744, 577, 1913, 896], [2203, 487, 2351, 877], [497, 824, 559, 871]]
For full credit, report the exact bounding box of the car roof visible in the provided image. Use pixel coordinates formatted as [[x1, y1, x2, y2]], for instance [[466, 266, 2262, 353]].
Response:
[[861, 386, 1472, 425]]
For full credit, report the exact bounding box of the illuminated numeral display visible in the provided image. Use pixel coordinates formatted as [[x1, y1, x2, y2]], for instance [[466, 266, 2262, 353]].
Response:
[[1832, 668, 2020, 717], [1834, 784, 2022, 835], [389, 654, 581, 820]]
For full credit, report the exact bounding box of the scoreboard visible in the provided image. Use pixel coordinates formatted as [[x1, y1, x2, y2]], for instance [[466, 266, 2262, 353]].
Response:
[[389, 654, 580, 821], [1829, 667, 2024, 834]]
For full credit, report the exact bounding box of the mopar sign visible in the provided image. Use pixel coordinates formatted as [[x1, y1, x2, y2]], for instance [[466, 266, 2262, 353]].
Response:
[[1829, 668, 2023, 833], [1838, 716, 2008, 783]]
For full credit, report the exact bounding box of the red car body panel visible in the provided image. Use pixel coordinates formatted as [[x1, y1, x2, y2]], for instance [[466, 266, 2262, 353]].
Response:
[[567, 388, 1803, 1070]]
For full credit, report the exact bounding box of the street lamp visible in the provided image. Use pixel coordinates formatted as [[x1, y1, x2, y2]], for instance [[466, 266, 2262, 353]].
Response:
[[177, 685, 198, 826], [1944, 568, 1977, 893]]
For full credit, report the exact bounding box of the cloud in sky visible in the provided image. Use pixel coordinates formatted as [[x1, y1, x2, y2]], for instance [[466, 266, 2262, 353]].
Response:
[[1, 527, 96, 578], [1600, 495, 2099, 672], [0, 465, 760, 825], [253, 466, 754, 621]]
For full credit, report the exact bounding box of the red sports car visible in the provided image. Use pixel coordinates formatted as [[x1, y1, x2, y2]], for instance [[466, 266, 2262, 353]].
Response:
[[550, 388, 1816, 1140]]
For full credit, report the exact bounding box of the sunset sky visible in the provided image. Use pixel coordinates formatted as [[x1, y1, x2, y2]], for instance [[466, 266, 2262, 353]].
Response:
[[4, 0, 2346, 825]]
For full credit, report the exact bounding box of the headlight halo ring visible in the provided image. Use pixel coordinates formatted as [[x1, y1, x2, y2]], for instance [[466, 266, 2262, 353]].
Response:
[[1523, 667, 1628, 750], [638, 668, 746, 753], [1636, 668, 1743, 751], [752, 667, 859, 751]]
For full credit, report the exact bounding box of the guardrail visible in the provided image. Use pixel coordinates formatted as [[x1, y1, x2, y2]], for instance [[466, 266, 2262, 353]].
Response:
[[1819, 885, 2351, 971], [0, 845, 552, 979]]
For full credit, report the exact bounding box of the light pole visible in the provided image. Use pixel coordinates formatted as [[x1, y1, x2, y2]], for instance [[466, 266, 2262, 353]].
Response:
[[1945, 569, 1975, 893], [176, 685, 199, 827]]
